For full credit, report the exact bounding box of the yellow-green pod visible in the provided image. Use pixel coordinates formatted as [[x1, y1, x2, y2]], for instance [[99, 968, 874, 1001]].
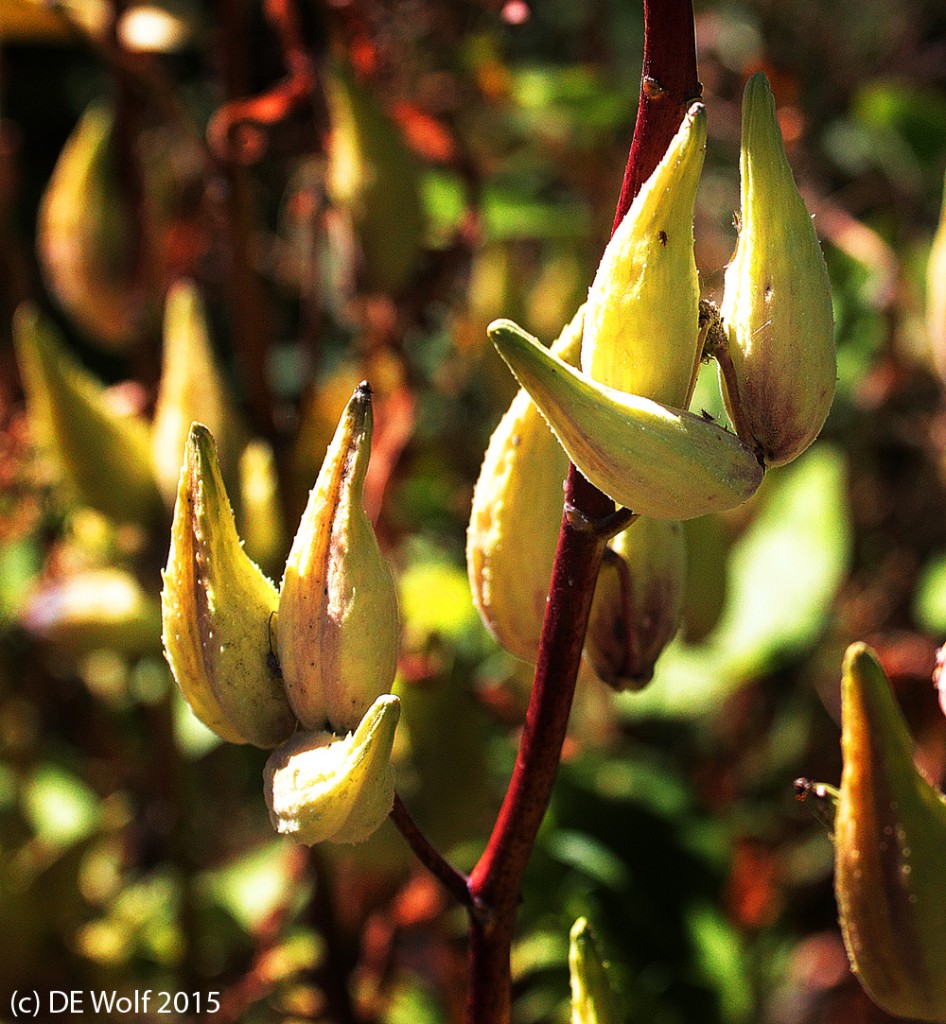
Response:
[[325, 59, 424, 294], [488, 318, 764, 520], [152, 280, 245, 507], [278, 383, 400, 733], [13, 303, 162, 526], [835, 642, 946, 1021], [926, 169, 946, 383], [264, 693, 400, 845], [718, 73, 835, 467], [238, 439, 288, 580], [21, 568, 161, 659], [582, 103, 706, 407], [36, 102, 144, 350], [161, 424, 296, 748], [569, 918, 621, 1024], [585, 516, 686, 690], [466, 308, 583, 662]]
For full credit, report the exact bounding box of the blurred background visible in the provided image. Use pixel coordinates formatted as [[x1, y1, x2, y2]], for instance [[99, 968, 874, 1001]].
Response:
[[1, 0, 946, 1021]]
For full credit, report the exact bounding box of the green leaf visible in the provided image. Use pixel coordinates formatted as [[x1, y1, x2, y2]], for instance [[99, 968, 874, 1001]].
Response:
[[23, 765, 100, 848]]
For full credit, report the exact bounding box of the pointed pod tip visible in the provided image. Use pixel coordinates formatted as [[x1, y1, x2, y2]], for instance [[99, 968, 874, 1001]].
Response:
[[354, 379, 373, 399], [570, 917, 591, 943]]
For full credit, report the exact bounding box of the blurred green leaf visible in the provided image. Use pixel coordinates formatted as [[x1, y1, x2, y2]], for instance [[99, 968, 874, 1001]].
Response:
[[198, 840, 301, 934], [23, 764, 99, 848], [914, 551, 946, 633]]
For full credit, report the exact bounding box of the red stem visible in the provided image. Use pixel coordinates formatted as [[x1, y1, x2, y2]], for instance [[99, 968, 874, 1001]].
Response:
[[463, 4, 700, 1021]]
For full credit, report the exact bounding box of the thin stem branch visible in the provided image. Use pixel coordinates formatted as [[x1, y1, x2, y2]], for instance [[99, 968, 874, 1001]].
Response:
[[390, 792, 476, 912], [463, 3, 701, 1021]]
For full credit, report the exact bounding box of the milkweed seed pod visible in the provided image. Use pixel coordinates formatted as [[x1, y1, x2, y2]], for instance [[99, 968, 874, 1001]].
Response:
[[466, 308, 583, 662], [569, 918, 621, 1024], [926, 170, 946, 383], [582, 103, 706, 407], [718, 73, 835, 467], [37, 102, 146, 350], [264, 693, 400, 845], [278, 383, 400, 733], [238, 439, 288, 580], [488, 319, 764, 519], [585, 517, 686, 690], [152, 280, 245, 507], [834, 643, 946, 1021], [21, 568, 161, 658], [161, 424, 296, 747], [13, 304, 162, 526], [325, 59, 424, 294]]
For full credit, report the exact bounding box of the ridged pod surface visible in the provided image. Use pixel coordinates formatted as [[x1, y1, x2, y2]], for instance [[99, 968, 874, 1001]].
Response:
[[152, 280, 245, 507], [489, 319, 764, 519], [718, 73, 835, 467], [569, 918, 621, 1024], [278, 384, 399, 733], [161, 424, 296, 748], [36, 103, 143, 350], [582, 103, 706, 407], [466, 308, 583, 662], [13, 304, 162, 526], [835, 643, 946, 1021], [585, 517, 686, 690], [264, 693, 400, 845]]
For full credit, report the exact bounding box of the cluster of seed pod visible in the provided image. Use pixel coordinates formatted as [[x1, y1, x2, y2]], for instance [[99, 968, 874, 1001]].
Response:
[[161, 385, 402, 846], [14, 272, 402, 845], [467, 72, 836, 687]]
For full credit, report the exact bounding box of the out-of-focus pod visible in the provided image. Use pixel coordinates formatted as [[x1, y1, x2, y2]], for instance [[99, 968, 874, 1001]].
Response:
[[151, 280, 245, 507], [13, 303, 162, 526], [569, 917, 621, 1024], [582, 103, 706, 407], [238, 439, 288, 580], [21, 568, 161, 658], [278, 383, 399, 733], [834, 642, 946, 1021], [466, 308, 583, 662], [161, 424, 296, 748], [36, 102, 149, 350], [263, 693, 400, 845], [585, 517, 686, 690], [488, 318, 764, 520], [717, 73, 835, 467], [325, 59, 424, 294], [926, 170, 946, 383]]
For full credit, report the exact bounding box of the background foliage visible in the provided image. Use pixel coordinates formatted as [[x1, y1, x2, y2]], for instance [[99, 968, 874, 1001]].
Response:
[[1, 1, 946, 1021]]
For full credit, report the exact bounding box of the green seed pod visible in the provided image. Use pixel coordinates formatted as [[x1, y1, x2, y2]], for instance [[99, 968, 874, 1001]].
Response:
[[36, 103, 144, 350], [13, 303, 162, 526], [325, 60, 424, 294], [718, 73, 835, 467], [585, 517, 686, 690], [466, 308, 583, 662], [278, 383, 400, 733], [569, 918, 621, 1024], [835, 642, 946, 1021], [238, 439, 288, 580], [264, 693, 400, 846], [926, 169, 946, 383], [582, 103, 706, 407], [152, 280, 245, 507], [161, 424, 296, 748], [488, 318, 764, 519]]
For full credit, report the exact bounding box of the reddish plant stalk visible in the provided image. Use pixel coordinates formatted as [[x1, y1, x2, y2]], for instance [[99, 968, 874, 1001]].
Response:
[[463, 3, 701, 1021]]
